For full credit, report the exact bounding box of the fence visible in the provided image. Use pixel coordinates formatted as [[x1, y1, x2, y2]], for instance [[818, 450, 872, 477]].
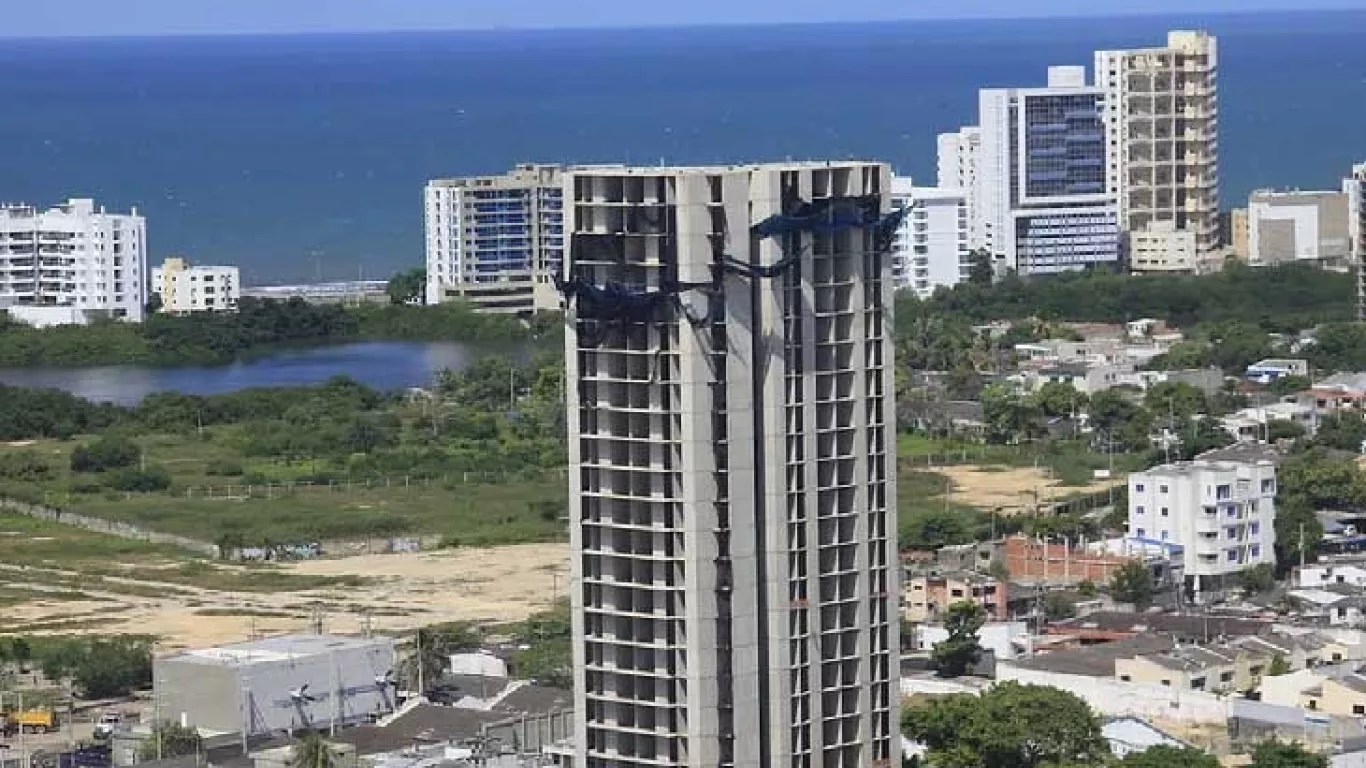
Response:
[[183, 468, 567, 501], [0, 497, 218, 557]]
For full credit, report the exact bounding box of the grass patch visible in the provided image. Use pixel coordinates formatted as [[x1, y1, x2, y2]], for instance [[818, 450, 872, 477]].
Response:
[[0, 433, 567, 545], [194, 607, 295, 618]]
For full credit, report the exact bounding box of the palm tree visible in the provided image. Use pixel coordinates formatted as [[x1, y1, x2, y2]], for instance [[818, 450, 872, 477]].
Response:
[[290, 730, 339, 768]]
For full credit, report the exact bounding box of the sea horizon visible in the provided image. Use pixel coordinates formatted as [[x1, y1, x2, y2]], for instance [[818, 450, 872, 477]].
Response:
[[1, 9, 1363, 284]]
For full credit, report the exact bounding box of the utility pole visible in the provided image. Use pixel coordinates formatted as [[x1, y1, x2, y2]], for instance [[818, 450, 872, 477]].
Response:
[[329, 652, 338, 738], [416, 631, 425, 697], [1301, 522, 1308, 569]]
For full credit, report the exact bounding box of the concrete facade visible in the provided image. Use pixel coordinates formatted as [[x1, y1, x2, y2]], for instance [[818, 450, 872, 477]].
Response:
[[1248, 190, 1353, 268], [424, 164, 564, 313], [0, 198, 147, 324], [1127, 220, 1198, 273], [1097, 31, 1221, 271], [151, 257, 240, 314], [888, 179, 970, 298], [1346, 163, 1366, 319], [936, 126, 984, 249], [901, 572, 1007, 622], [1128, 460, 1278, 593], [154, 634, 397, 736], [978, 66, 1120, 275], [562, 163, 899, 768]]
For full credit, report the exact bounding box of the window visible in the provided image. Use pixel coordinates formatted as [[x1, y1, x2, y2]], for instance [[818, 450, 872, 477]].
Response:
[[1250, 523, 1260, 535], [1135, 484, 1145, 493], [1120, 675, 1131, 682], [1136, 506, 1146, 515], [1161, 531, 1169, 541], [1250, 545, 1261, 557], [1136, 528, 1146, 537], [1220, 671, 1233, 683], [1190, 678, 1205, 690], [1227, 550, 1239, 562], [1355, 705, 1365, 716], [1159, 485, 1169, 493], [1261, 479, 1275, 493], [1161, 507, 1169, 517]]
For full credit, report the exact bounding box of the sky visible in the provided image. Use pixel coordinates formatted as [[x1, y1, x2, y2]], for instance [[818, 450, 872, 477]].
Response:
[[4, 0, 1366, 37]]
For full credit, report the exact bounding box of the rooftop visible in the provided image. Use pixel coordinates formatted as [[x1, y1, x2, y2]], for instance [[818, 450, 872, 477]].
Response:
[[166, 634, 391, 667], [1007, 634, 1177, 677], [1196, 442, 1288, 466], [1049, 611, 1271, 640]]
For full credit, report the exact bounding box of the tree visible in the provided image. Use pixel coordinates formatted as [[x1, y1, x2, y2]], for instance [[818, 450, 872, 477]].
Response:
[[1143, 382, 1208, 421], [1250, 740, 1328, 768], [1313, 413, 1366, 452], [1268, 375, 1312, 397], [1120, 744, 1220, 768], [1267, 420, 1308, 442], [967, 249, 994, 286], [0, 451, 52, 481], [981, 384, 1045, 445], [145, 292, 164, 316], [386, 268, 427, 306], [290, 730, 340, 768], [1077, 580, 1098, 598], [1089, 390, 1154, 452], [930, 600, 986, 678], [398, 622, 483, 690], [1268, 655, 1293, 676], [1043, 592, 1077, 622], [72, 637, 154, 698], [139, 722, 203, 762], [902, 682, 1106, 768], [512, 602, 572, 688], [70, 435, 140, 472], [1110, 560, 1154, 609], [1238, 563, 1277, 595], [1034, 381, 1085, 420]]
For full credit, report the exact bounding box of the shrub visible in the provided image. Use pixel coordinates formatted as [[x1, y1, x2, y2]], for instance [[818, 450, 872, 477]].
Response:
[[205, 459, 244, 477], [71, 436, 139, 473], [105, 466, 172, 493]]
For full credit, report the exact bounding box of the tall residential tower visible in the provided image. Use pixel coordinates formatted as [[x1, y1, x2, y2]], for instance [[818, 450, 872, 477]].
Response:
[[978, 66, 1120, 275], [423, 164, 564, 313], [0, 198, 147, 325], [561, 162, 900, 768], [1347, 163, 1366, 320], [1097, 31, 1220, 272]]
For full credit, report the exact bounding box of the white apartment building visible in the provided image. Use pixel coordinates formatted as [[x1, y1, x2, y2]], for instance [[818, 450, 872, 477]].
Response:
[[1127, 220, 1198, 273], [1346, 163, 1366, 319], [0, 198, 146, 324], [977, 66, 1120, 275], [562, 162, 899, 768], [151, 257, 240, 314], [936, 126, 983, 248], [889, 178, 970, 297], [423, 164, 564, 314], [1128, 459, 1277, 596], [1096, 31, 1221, 272], [1247, 189, 1353, 269]]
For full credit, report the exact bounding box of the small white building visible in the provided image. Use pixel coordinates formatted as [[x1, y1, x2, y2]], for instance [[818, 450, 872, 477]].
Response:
[[889, 179, 971, 298], [1128, 459, 1278, 596], [1220, 402, 1317, 441], [1297, 563, 1366, 590], [151, 257, 240, 314], [0, 198, 147, 324], [1248, 189, 1354, 269], [1246, 358, 1310, 384]]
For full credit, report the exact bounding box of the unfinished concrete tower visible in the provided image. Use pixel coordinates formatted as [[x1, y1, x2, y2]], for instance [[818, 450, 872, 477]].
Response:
[[560, 162, 900, 768]]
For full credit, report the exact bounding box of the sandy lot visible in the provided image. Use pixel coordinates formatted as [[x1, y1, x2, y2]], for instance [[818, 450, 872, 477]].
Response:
[[2, 544, 570, 649], [940, 465, 1120, 514]]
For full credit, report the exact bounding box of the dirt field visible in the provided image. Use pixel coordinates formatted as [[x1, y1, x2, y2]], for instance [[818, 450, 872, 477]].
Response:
[[939, 465, 1121, 514], [2, 544, 570, 649]]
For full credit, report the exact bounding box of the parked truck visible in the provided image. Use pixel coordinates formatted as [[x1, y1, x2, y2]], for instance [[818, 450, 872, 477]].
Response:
[[3, 709, 60, 734]]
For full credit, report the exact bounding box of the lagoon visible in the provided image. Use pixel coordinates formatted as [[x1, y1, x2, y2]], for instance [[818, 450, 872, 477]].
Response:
[[0, 341, 509, 405]]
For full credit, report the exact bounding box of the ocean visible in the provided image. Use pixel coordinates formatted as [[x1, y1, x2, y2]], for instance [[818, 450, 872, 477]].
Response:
[[0, 11, 1363, 284]]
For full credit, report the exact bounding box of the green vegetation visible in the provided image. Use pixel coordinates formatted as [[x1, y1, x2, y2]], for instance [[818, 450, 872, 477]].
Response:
[[1250, 741, 1328, 768], [902, 682, 1106, 768], [0, 296, 558, 367], [511, 601, 572, 688], [386, 268, 427, 306], [22, 634, 153, 698], [1109, 560, 1154, 609], [139, 722, 204, 762], [291, 730, 341, 768], [929, 601, 985, 678], [1119, 745, 1220, 768]]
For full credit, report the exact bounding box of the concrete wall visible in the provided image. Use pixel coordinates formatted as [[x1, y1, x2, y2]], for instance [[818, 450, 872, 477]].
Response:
[[997, 664, 1232, 723], [156, 641, 395, 735], [0, 498, 216, 556]]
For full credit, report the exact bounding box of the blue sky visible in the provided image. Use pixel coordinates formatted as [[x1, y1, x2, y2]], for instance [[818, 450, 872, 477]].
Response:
[[5, 0, 1366, 37]]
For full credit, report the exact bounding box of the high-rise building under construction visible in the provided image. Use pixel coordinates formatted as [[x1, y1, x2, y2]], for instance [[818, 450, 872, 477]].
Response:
[[559, 162, 900, 768]]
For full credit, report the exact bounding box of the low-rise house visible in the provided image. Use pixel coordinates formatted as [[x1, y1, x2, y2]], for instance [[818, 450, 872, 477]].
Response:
[[1047, 611, 1272, 644], [1246, 358, 1310, 384], [1102, 717, 1192, 758], [1289, 589, 1366, 627], [1307, 372, 1366, 414], [1001, 535, 1178, 587], [902, 570, 1009, 622], [1115, 644, 1250, 693], [1220, 402, 1317, 440], [1298, 562, 1366, 589]]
